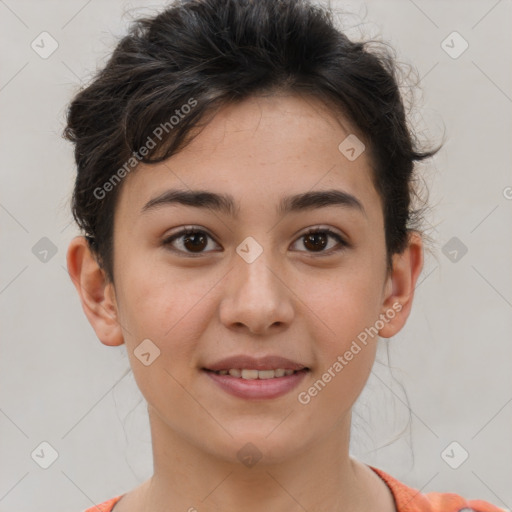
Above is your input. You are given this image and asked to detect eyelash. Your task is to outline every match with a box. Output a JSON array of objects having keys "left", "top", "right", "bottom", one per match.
[{"left": 162, "top": 226, "right": 348, "bottom": 257}]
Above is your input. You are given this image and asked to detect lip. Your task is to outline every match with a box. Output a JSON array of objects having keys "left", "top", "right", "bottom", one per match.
[
  {"left": 203, "top": 355, "right": 308, "bottom": 372},
  {"left": 203, "top": 368, "right": 309, "bottom": 400}
]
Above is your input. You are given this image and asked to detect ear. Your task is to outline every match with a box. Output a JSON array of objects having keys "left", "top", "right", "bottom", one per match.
[
  {"left": 378, "top": 231, "right": 424, "bottom": 338},
  {"left": 66, "top": 236, "right": 124, "bottom": 346}
]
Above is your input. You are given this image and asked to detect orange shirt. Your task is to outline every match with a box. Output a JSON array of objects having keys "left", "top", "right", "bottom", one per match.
[{"left": 84, "top": 465, "right": 507, "bottom": 512}]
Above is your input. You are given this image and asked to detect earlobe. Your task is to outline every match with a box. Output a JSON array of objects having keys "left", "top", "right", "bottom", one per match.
[
  {"left": 66, "top": 236, "right": 124, "bottom": 347},
  {"left": 378, "top": 231, "right": 424, "bottom": 339}
]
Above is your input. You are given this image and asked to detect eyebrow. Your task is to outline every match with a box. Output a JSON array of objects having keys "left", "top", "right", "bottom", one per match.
[{"left": 141, "top": 188, "right": 366, "bottom": 218}]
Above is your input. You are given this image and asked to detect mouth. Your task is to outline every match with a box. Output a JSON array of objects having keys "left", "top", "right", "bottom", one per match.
[
  {"left": 203, "top": 368, "right": 309, "bottom": 379},
  {"left": 201, "top": 354, "right": 310, "bottom": 399},
  {"left": 201, "top": 367, "right": 310, "bottom": 400}
]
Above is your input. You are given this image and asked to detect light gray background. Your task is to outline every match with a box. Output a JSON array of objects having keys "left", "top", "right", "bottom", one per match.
[{"left": 1, "top": 0, "right": 511, "bottom": 511}]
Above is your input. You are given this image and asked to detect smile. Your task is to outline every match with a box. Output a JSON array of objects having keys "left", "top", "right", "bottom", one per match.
[
  {"left": 202, "top": 368, "right": 310, "bottom": 399},
  {"left": 206, "top": 368, "right": 301, "bottom": 379}
]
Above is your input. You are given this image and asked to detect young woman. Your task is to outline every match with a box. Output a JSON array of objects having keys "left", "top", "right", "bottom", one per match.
[{"left": 64, "top": 0, "right": 505, "bottom": 511}]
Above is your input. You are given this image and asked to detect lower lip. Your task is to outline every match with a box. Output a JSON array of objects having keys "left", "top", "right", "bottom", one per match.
[{"left": 203, "top": 369, "right": 309, "bottom": 400}]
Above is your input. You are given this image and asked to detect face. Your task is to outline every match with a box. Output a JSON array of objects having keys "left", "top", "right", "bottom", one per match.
[{"left": 100, "top": 93, "right": 409, "bottom": 465}]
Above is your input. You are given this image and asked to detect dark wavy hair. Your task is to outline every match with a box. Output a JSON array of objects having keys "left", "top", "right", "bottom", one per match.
[{"left": 63, "top": 0, "right": 440, "bottom": 283}]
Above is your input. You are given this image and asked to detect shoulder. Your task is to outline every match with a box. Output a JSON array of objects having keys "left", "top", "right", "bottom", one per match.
[
  {"left": 82, "top": 494, "right": 124, "bottom": 512},
  {"left": 369, "top": 465, "right": 508, "bottom": 512}
]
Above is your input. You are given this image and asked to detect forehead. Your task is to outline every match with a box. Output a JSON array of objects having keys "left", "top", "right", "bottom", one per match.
[{"left": 116, "top": 93, "right": 381, "bottom": 222}]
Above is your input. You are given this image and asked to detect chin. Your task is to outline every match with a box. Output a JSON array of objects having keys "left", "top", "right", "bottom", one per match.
[{"left": 209, "top": 431, "right": 301, "bottom": 468}]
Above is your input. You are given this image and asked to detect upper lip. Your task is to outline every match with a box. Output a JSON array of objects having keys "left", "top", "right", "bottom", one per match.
[{"left": 203, "top": 355, "right": 308, "bottom": 372}]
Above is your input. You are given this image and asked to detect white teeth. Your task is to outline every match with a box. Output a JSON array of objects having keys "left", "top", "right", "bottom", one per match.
[
  {"left": 214, "top": 368, "right": 300, "bottom": 379},
  {"left": 257, "top": 370, "right": 276, "bottom": 380},
  {"left": 241, "top": 369, "right": 259, "bottom": 380}
]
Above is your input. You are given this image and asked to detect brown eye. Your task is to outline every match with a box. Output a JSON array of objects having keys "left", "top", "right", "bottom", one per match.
[
  {"left": 162, "top": 226, "right": 348, "bottom": 257},
  {"left": 293, "top": 228, "right": 348, "bottom": 255},
  {"left": 163, "top": 228, "right": 220, "bottom": 255},
  {"left": 182, "top": 231, "right": 208, "bottom": 252},
  {"left": 303, "top": 232, "right": 328, "bottom": 251}
]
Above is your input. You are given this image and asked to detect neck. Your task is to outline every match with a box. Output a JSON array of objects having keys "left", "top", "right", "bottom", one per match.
[{"left": 131, "top": 407, "right": 380, "bottom": 512}]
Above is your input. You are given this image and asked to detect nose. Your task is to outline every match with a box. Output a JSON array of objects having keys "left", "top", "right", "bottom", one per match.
[{"left": 219, "top": 250, "right": 294, "bottom": 335}]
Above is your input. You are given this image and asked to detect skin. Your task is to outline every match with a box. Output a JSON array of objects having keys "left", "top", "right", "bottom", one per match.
[{"left": 67, "top": 93, "right": 423, "bottom": 512}]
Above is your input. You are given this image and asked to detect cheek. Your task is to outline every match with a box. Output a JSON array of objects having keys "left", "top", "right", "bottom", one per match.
[
  {"left": 295, "top": 274, "right": 380, "bottom": 415},
  {"left": 295, "top": 263, "right": 383, "bottom": 396},
  {"left": 298, "top": 264, "right": 384, "bottom": 338},
  {"left": 299, "top": 344, "right": 377, "bottom": 423},
  {"left": 115, "top": 251, "right": 219, "bottom": 354},
  {"left": 114, "top": 265, "right": 210, "bottom": 410}
]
